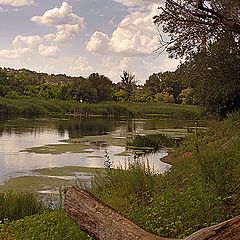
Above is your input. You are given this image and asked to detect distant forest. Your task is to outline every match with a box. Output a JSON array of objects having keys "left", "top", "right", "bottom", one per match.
[{"left": 0, "top": 67, "right": 193, "bottom": 105}]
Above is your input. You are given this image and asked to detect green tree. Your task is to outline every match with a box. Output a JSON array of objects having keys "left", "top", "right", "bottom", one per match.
[
  {"left": 120, "top": 71, "right": 137, "bottom": 101},
  {"left": 180, "top": 36, "right": 240, "bottom": 115},
  {"left": 144, "top": 73, "right": 162, "bottom": 95},
  {"left": 88, "top": 73, "right": 114, "bottom": 102},
  {"left": 180, "top": 87, "right": 195, "bottom": 105},
  {"left": 153, "top": 0, "right": 240, "bottom": 58}
]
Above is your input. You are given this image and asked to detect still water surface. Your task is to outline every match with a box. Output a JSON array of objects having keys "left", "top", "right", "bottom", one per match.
[{"left": 0, "top": 117, "right": 203, "bottom": 183}]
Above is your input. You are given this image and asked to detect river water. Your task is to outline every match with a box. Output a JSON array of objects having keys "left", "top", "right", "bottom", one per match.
[{"left": 0, "top": 117, "right": 203, "bottom": 183}]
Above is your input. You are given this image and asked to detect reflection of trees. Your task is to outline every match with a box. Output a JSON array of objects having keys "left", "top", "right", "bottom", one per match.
[
  {"left": 0, "top": 118, "right": 120, "bottom": 138},
  {"left": 0, "top": 118, "right": 47, "bottom": 136},
  {"left": 57, "top": 117, "right": 119, "bottom": 139}
]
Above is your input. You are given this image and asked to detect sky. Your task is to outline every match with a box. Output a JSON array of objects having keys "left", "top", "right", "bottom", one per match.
[{"left": 0, "top": 0, "right": 179, "bottom": 84}]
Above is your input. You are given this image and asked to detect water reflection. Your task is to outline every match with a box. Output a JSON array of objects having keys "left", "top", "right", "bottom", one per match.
[{"left": 0, "top": 117, "right": 205, "bottom": 183}]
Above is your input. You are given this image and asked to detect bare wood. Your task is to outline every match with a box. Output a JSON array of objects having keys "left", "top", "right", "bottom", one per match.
[
  {"left": 64, "top": 186, "right": 176, "bottom": 240},
  {"left": 185, "top": 215, "right": 240, "bottom": 240},
  {"left": 64, "top": 186, "right": 240, "bottom": 240}
]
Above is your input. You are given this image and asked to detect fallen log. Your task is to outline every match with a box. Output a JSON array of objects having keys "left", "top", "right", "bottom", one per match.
[
  {"left": 64, "top": 186, "right": 240, "bottom": 240},
  {"left": 185, "top": 215, "right": 240, "bottom": 240}
]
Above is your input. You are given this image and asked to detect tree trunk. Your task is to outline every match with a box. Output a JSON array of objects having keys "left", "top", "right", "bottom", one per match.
[
  {"left": 64, "top": 186, "right": 240, "bottom": 240},
  {"left": 185, "top": 215, "right": 240, "bottom": 240},
  {"left": 64, "top": 187, "right": 176, "bottom": 240}
]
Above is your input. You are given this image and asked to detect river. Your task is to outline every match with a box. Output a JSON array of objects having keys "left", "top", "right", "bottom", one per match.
[{"left": 0, "top": 117, "right": 204, "bottom": 184}]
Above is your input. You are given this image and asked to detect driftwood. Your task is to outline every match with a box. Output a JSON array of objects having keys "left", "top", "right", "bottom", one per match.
[{"left": 64, "top": 187, "right": 240, "bottom": 240}]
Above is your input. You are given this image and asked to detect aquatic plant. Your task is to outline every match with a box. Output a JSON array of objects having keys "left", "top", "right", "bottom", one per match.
[{"left": 126, "top": 134, "right": 176, "bottom": 152}]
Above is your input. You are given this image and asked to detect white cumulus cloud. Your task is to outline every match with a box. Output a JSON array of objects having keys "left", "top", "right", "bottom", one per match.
[
  {"left": 0, "top": 0, "right": 33, "bottom": 7},
  {"left": 0, "top": 1, "right": 85, "bottom": 60},
  {"left": 38, "top": 44, "right": 61, "bottom": 57},
  {"left": 0, "top": 48, "right": 31, "bottom": 59},
  {"left": 13, "top": 35, "right": 42, "bottom": 50},
  {"left": 31, "top": 1, "right": 85, "bottom": 43},
  {"left": 86, "top": 5, "right": 159, "bottom": 56},
  {"left": 69, "top": 57, "right": 93, "bottom": 74},
  {"left": 31, "top": 1, "right": 85, "bottom": 28}
]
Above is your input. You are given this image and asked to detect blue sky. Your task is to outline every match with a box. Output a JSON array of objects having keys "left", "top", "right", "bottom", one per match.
[{"left": 0, "top": 0, "right": 179, "bottom": 83}]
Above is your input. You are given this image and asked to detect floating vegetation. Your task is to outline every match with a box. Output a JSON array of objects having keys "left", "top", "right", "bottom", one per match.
[{"left": 126, "top": 134, "right": 176, "bottom": 153}]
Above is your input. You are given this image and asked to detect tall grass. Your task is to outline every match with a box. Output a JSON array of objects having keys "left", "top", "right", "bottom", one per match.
[
  {"left": 0, "top": 191, "right": 45, "bottom": 222},
  {"left": 0, "top": 97, "right": 201, "bottom": 119},
  {"left": 91, "top": 113, "right": 240, "bottom": 238}
]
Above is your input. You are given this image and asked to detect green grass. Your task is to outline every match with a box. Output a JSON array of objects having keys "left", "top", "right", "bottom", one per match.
[
  {"left": 0, "top": 211, "right": 92, "bottom": 240},
  {"left": 0, "top": 96, "right": 201, "bottom": 119},
  {"left": 91, "top": 113, "right": 240, "bottom": 238},
  {"left": 0, "top": 191, "right": 45, "bottom": 223}
]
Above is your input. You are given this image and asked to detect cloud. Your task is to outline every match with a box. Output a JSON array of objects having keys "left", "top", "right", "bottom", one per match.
[
  {"left": 31, "top": 1, "right": 85, "bottom": 28},
  {"left": 69, "top": 57, "right": 93, "bottom": 74},
  {"left": 0, "top": 48, "right": 31, "bottom": 59},
  {"left": 0, "top": 1, "right": 85, "bottom": 61},
  {"left": 0, "top": 0, "right": 33, "bottom": 7},
  {"left": 31, "top": 1, "right": 85, "bottom": 43},
  {"left": 0, "top": 6, "right": 8, "bottom": 12},
  {"left": 55, "top": 24, "right": 81, "bottom": 42},
  {"left": 13, "top": 35, "right": 42, "bottom": 50},
  {"left": 113, "top": 0, "right": 162, "bottom": 7},
  {"left": 86, "top": 31, "right": 110, "bottom": 54},
  {"left": 38, "top": 44, "right": 61, "bottom": 57},
  {"left": 86, "top": 5, "right": 160, "bottom": 56}
]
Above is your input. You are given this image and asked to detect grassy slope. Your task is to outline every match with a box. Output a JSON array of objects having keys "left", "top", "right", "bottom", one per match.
[
  {"left": 91, "top": 113, "right": 240, "bottom": 238},
  {"left": 2, "top": 113, "right": 239, "bottom": 239}
]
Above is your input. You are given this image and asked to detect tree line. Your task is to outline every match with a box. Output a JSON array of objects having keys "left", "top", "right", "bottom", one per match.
[{"left": 0, "top": 67, "right": 193, "bottom": 105}]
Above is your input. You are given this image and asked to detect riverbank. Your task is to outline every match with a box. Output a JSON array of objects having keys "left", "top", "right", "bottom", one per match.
[
  {"left": 0, "top": 96, "right": 201, "bottom": 119},
  {"left": 90, "top": 113, "right": 240, "bottom": 238},
  {"left": 2, "top": 114, "right": 238, "bottom": 239}
]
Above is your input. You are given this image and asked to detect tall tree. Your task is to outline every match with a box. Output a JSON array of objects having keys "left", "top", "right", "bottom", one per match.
[
  {"left": 153, "top": 0, "right": 240, "bottom": 58},
  {"left": 179, "top": 36, "right": 240, "bottom": 115},
  {"left": 144, "top": 73, "right": 162, "bottom": 95},
  {"left": 120, "top": 71, "right": 137, "bottom": 101}
]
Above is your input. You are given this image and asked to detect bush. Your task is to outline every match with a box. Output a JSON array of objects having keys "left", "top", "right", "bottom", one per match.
[{"left": 126, "top": 134, "right": 175, "bottom": 152}]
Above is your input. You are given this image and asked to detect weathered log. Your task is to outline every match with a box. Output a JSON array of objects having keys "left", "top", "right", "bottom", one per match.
[
  {"left": 64, "top": 186, "right": 240, "bottom": 240},
  {"left": 64, "top": 186, "right": 176, "bottom": 240},
  {"left": 185, "top": 215, "right": 240, "bottom": 240}
]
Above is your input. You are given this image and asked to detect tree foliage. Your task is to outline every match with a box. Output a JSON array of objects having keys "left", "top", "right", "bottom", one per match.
[
  {"left": 120, "top": 71, "right": 137, "bottom": 101},
  {"left": 179, "top": 35, "right": 240, "bottom": 115},
  {"left": 153, "top": 0, "right": 240, "bottom": 58}
]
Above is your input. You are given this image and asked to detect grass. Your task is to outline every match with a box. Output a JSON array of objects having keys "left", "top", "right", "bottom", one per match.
[
  {"left": 0, "top": 96, "right": 201, "bottom": 119},
  {"left": 0, "top": 191, "right": 45, "bottom": 223},
  {"left": 91, "top": 113, "right": 240, "bottom": 238},
  {"left": 0, "top": 210, "right": 92, "bottom": 240}
]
